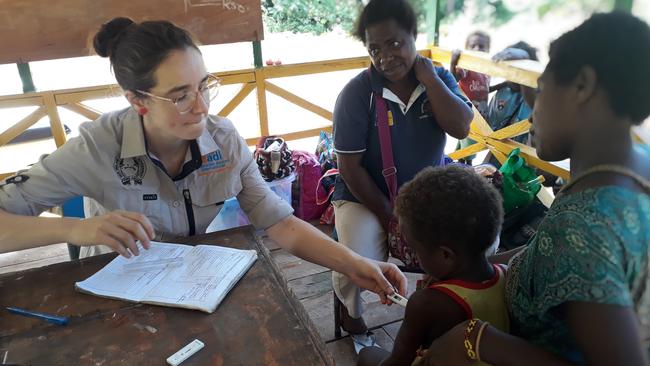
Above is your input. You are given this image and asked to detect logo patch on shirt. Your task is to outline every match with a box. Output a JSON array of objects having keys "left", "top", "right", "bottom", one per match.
[
  {"left": 199, "top": 149, "right": 231, "bottom": 176},
  {"left": 143, "top": 194, "right": 158, "bottom": 201},
  {"left": 419, "top": 100, "right": 432, "bottom": 119},
  {"left": 113, "top": 157, "right": 146, "bottom": 185}
]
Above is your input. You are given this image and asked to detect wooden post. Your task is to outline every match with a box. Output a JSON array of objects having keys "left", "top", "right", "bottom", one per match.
[
  {"left": 614, "top": 0, "right": 634, "bottom": 11},
  {"left": 255, "top": 69, "right": 269, "bottom": 137},
  {"left": 43, "top": 92, "right": 67, "bottom": 147},
  {"left": 426, "top": 0, "right": 441, "bottom": 46},
  {"left": 253, "top": 40, "right": 263, "bottom": 68},
  {"left": 16, "top": 62, "right": 35, "bottom": 93},
  {"left": 252, "top": 40, "right": 269, "bottom": 136}
]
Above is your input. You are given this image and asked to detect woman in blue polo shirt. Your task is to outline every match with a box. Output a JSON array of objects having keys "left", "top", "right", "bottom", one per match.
[{"left": 331, "top": 0, "right": 473, "bottom": 335}]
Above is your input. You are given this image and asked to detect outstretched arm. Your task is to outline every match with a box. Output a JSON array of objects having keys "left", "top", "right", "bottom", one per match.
[{"left": 267, "top": 215, "right": 407, "bottom": 302}]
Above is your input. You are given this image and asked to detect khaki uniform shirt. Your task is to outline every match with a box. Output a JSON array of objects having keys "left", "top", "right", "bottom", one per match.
[{"left": 0, "top": 108, "right": 293, "bottom": 255}]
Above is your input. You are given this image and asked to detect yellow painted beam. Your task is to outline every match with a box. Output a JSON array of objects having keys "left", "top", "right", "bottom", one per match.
[
  {"left": 447, "top": 142, "right": 488, "bottom": 160},
  {"left": 0, "top": 172, "right": 14, "bottom": 181},
  {"left": 218, "top": 83, "right": 256, "bottom": 117},
  {"left": 264, "top": 81, "right": 333, "bottom": 121},
  {"left": 501, "top": 139, "right": 538, "bottom": 156},
  {"left": 469, "top": 106, "right": 494, "bottom": 136},
  {"left": 263, "top": 57, "right": 371, "bottom": 79},
  {"left": 56, "top": 85, "right": 123, "bottom": 104},
  {"left": 487, "top": 138, "right": 570, "bottom": 181},
  {"left": 43, "top": 92, "right": 67, "bottom": 147},
  {"left": 261, "top": 49, "right": 431, "bottom": 80},
  {"left": 216, "top": 71, "right": 256, "bottom": 85},
  {"left": 0, "top": 106, "right": 47, "bottom": 146},
  {"left": 489, "top": 147, "right": 509, "bottom": 165},
  {"left": 430, "top": 47, "right": 541, "bottom": 89},
  {"left": 244, "top": 125, "right": 332, "bottom": 146},
  {"left": 0, "top": 95, "right": 44, "bottom": 109},
  {"left": 61, "top": 103, "right": 101, "bottom": 121},
  {"left": 488, "top": 120, "right": 531, "bottom": 140}
]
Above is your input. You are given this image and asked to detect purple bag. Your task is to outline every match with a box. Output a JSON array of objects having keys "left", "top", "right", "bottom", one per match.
[
  {"left": 291, "top": 151, "right": 328, "bottom": 221},
  {"left": 373, "top": 84, "right": 421, "bottom": 269}
]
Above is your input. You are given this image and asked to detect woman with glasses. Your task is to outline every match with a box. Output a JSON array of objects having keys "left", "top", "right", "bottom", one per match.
[{"left": 0, "top": 17, "right": 407, "bottom": 302}]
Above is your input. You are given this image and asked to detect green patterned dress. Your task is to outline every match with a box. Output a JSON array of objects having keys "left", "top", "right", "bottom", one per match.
[{"left": 506, "top": 185, "right": 650, "bottom": 363}]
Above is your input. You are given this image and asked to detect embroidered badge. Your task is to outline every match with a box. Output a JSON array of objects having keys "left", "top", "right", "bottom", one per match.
[
  {"left": 113, "top": 156, "right": 147, "bottom": 185},
  {"left": 143, "top": 194, "right": 158, "bottom": 201}
]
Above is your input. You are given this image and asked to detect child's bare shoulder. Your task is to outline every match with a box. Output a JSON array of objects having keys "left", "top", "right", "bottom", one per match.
[
  {"left": 407, "top": 288, "right": 463, "bottom": 313},
  {"left": 403, "top": 288, "right": 468, "bottom": 339}
]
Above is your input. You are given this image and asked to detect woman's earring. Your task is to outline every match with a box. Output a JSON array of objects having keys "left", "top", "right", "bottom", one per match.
[{"left": 138, "top": 107, "right": 148, "bottom": 115}]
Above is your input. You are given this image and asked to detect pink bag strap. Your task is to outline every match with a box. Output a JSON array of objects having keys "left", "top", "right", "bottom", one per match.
[
  {"left": 374, "top": 95, "right": 398, "bottom": 206},
  {"left": 316, "top": 168, "right": 339, "bottom": 205}
]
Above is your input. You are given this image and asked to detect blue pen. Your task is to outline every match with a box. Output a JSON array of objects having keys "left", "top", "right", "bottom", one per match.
[{"left": 6, "top": 307, "right": 69, "bottom": 326}]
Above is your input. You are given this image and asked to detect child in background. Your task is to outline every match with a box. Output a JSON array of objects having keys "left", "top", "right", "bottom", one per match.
[
  {"left": 486, "top": 41, "right": 538, "bottom": 142},
  {"left": 357, "top": 165, "right": 509, "bottom": 366},
  {"left": 451, "top": 31, "right": 491, "bottom": 165},
  {"left": 451, "top": 31, "right": 491, "bottom": 117}
]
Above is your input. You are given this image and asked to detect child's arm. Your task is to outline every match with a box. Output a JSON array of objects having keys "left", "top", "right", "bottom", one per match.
[
  {"left": 450, "top": 49, "right": 464, "bottom": 81},
  {"left": 379, "top": 289, "right": 467, "bottom": 366}
]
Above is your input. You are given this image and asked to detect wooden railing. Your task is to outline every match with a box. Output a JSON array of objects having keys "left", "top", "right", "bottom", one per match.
[
  {"left": 1, "top": 47, "right": 647, "bottom": 190},
  {"left": 0, "top": 51, "right": 395, "bottom": 181}
]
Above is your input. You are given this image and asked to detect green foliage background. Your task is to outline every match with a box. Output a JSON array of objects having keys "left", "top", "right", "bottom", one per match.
[{"left": 262, "top": 0, "right": 615, "bottom": 35}]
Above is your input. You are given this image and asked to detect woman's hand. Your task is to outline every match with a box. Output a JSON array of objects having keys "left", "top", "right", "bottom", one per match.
[
  {"left": 347, "top": 255, "right": 407, "bottom": 303},
  {"left": 420, "top": 320, "right": 475, "bottom": 366},
  {"left": 68, "top": 210, "right": 155, "bottom": 258},
  {"left": 413, "top": 54, "right": 439, "bottom": 86}
]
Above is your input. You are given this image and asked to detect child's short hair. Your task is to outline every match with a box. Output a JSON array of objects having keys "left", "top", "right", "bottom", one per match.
[
  {"left": 466, "top": 30, "right": 490, "bottom": 48},
  {"left": 395, "top": 165, "right": 504, "bottom": 258}
]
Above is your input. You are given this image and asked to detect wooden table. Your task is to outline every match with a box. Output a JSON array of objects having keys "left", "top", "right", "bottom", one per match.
[{"left": 0, "top": 226, "right": 334, "bottom": 365}]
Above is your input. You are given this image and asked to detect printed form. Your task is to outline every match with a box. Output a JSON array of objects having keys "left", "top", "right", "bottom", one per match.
[{"left": 75, "top": 242, "right": 257, "bottom": 313}]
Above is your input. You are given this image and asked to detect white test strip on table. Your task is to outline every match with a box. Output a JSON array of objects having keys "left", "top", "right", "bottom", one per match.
[{"left": 166, "top": 339, "right": 204, "bottom": 366}]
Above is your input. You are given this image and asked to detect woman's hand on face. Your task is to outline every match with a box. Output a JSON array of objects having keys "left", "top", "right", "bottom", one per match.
[
  {"left": 68, "top": 210, "right": 155, "bottom": 258},
  {"left": 348, "top": 256, "right": 407, "bottom": 304},
  {"left": 413, "top": 54, "right": 439, "bottom": 86},
  {"left": 420, "top": 320, "right": 475, "bottom": 366}
]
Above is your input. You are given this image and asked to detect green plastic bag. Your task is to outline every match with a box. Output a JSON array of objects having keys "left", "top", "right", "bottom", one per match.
[{"left": 499, "top": 148, "right": 542, "bottom": 213}]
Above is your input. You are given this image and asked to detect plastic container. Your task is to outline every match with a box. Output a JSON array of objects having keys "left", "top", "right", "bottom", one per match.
[
  {"left": 208, "top": 198, "right": 250, "bottom": 232},
  {"left": 266, "top": 173, "right": 296, "bottom": 205}
]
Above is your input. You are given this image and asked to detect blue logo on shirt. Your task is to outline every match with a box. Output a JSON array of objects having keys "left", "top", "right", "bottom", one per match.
[{"left": 200, "top": 150, "right": 230, "bottom": 175}]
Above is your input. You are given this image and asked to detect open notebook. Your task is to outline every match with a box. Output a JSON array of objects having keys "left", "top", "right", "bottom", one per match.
[{"left": 75, "top": 241, "right": 257, "bottom": 313}]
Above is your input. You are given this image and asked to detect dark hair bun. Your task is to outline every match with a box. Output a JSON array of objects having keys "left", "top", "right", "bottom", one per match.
[{"left": 93, "top": 17, "right": 135, "bottom": 57}]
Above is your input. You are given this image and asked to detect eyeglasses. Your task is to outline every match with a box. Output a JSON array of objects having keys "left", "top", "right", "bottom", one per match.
[{"left": 137, "top": 75, "right": 221, "bottom": 114}]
